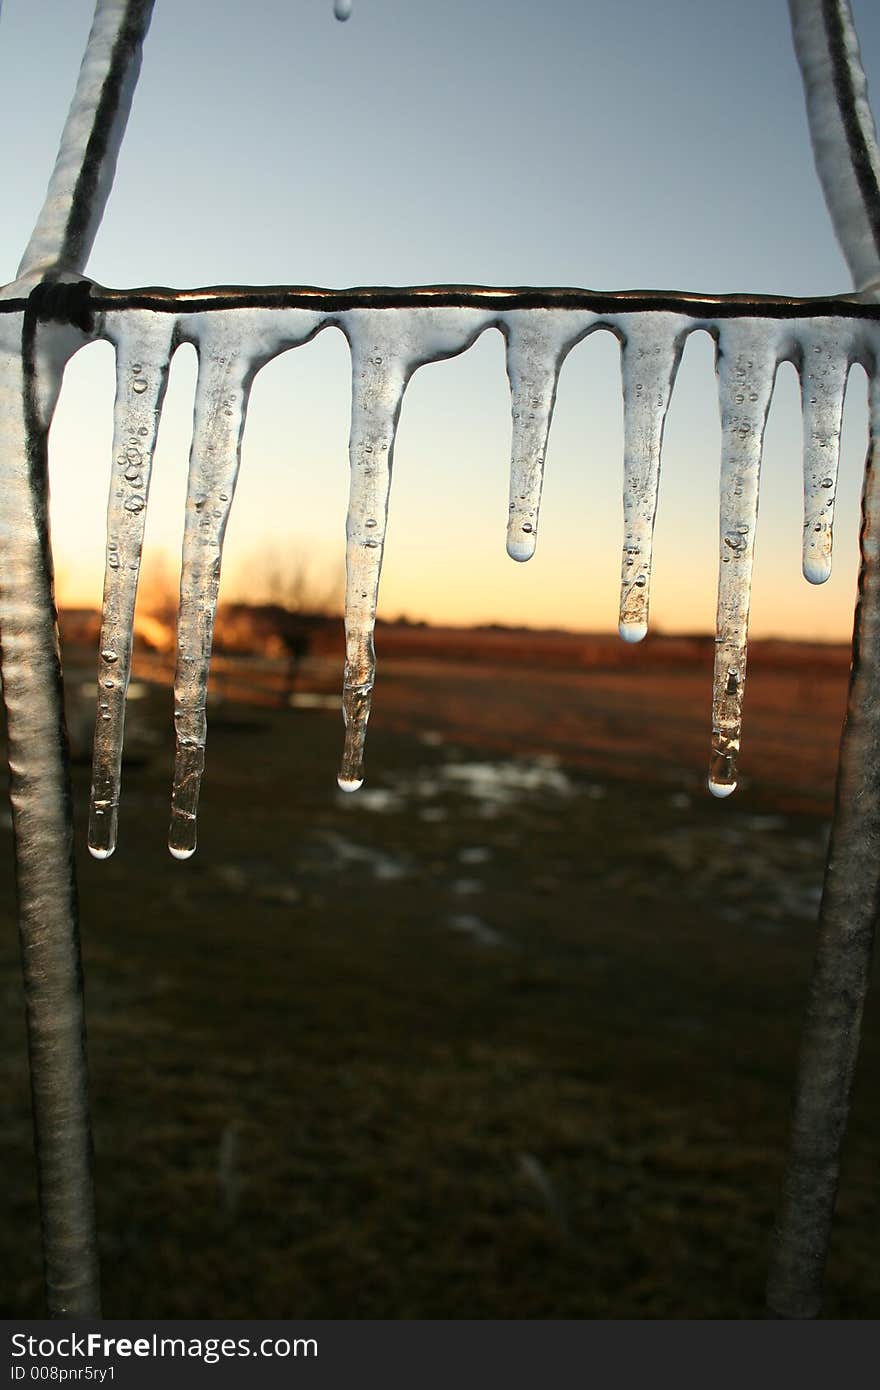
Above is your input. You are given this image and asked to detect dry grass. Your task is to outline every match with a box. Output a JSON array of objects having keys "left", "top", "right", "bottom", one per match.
[{"left": 0, "top": 628, "right": 876, "bottom": 1318}]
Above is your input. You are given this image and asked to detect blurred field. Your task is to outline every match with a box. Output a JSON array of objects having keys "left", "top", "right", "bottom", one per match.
[{"left": 0, "top": 623, "right": 878, "bottom": 1318}]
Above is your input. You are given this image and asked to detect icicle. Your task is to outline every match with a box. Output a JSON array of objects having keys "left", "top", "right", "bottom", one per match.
[
  {"left": 88, "top": 312, "right": 175, "bottom": 858},
  {"left": 503, "top": 312, "right": 582, "bottom": 562},
  {"left": 799, "top": 321, "right": 851, "bottom": 583},
  {"left": 337, "top": 319, "right": 408, "bottom": 792},
  {"left": 335, "top": 307, "right": 492, "bottom": 792},
  {"left": 168, "top": 309, "right": 322, "bottom": 857},
  {"left": 709, "top": 321, "right": 780, "bottom": 798},
  {"left": 334, "top": 0, "right": 352, "bottom": 20},
  {"left": 618, "top": 314, "right": 684, "bottom": 640},
  {"left": 168, "top": 322, "right": 253, "bottom": 858}
]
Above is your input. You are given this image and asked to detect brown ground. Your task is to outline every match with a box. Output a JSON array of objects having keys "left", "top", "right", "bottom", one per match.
[{"left": 0, "top": 623, "right": 877, "bottom": 1318}]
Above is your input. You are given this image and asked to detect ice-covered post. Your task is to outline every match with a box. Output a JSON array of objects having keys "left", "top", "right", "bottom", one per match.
[
  {"left": 0, "top": 0, "right": 154, "bottom": 1318},
  {"left": 766, "top": 0, "right": 880, "bottom": 1320}
]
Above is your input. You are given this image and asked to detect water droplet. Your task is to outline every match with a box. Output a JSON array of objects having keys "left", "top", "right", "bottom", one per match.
[
  {"left": 101, "top": 649, "right": 117, "bottom": 663},
  {"left": 708, "top": 778, "right": 736, "bottom": 799},
  {"left": 521, "top": 522, "right": 534, "bottom": 533},
  {"left": 132, "top": 378, "right": 147, "bottom": 394},
  {"left": 337, "top": 775, "right": 363, "bottom": 792},
  {"left": 124, "top": 495, "right": 145, "bottom": 513},
  {"left": 619, "top": 620, "right": 647, "bottom": 643},
  {"left": 334, "top": 0, "right": 352, "bottom": 19},
  {"left": 365, "top": 518, "right": 377, "bottom": 528}
]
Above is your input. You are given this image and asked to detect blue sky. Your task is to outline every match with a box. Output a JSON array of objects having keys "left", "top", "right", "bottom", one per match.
[{"left": 1, "top": 0, "right": 878, "bottom": 636}]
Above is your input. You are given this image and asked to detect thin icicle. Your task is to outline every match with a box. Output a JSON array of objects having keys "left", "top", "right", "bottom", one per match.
[
  {"left": 709, "top": 321, "right": 780, "bottom": 798},
  {"left": 88, "top": 312, "right": 174, "bottom": 858},
  {"left": 799, "top": 320, "right": 851, "bottom": 583},
  {"left": 618, "top": 314, "right": 684, "bottom": 640},
  {"left": 336, "top": 307, "right": 491, "bottom": 793},
  {"left": 168, "top": 323, "right": 252, "bottom": 858},
  {"left": 337, "top": 320, "right": 408, "bottom": 792},
  {"left": 504, "top": 312, "right": 582, "bottom": 562},
  {"left": 169, "top": 310, "right": 322, "bottom": 857}
]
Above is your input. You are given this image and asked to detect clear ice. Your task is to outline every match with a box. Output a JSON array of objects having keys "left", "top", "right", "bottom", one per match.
[
  {"left": 88, "top": 312, "right": 174, "bottom": 858},
  {"left": 66, "top": 296, "right": 879, "bottom": 851}
]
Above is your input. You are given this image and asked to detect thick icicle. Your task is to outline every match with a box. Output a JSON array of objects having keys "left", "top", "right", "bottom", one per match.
[
  {"left": 337, "top": 321, "right": 408, "bottom": 791},
  {"left": 709, "top": 321, "right": 779, "bottom": 797},
  {"left": 504, "top": 312, "right": 581, "bottom": 562},
  {"left": 168, "top": 323, "right": 252, "bottom": 858},
  {"left": 618, "top": 314, "right": 684, "bottom": 640},
  {"left": 799, "top": 321, "right": 850, "bottom": 583},
  {"left": 88, "top": 312, "right": 174, "bottom": 857}
]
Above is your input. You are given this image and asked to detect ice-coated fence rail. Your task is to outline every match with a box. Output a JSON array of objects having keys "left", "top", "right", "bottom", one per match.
[{"left": 3, "top": 282, "right": 878, "bottom": 859}]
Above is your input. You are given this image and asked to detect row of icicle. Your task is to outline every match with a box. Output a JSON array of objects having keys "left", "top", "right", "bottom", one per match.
[{"left": 84, "top": 302, "right": 879, "bottom": 859}]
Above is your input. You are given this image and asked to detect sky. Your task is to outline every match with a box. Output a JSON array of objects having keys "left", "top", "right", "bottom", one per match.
[{"left": 1, "top": 0, "right": 879, "bottom": 638}]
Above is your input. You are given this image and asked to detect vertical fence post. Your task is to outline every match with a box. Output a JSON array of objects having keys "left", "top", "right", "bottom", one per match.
[
  {"left": 768, "top": 0, "right": 880, "bottom": 1320},
  {"left": 0, "top": 309, "right": 100, "bottom": 1316},
  {"left": 0, "top": 0, "right": 155, "bottom": 1316},
  {"left": 766, "top": 375, "right": 880, "bottom": 1317}
]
